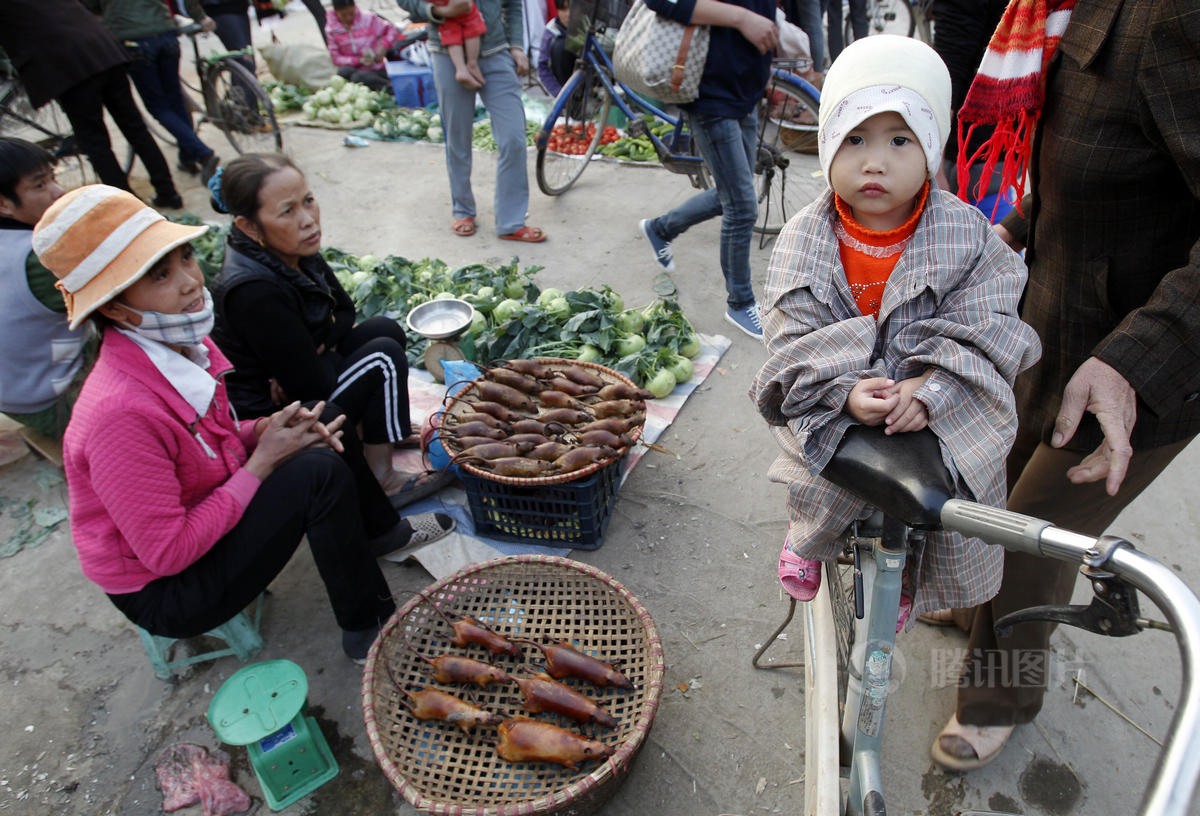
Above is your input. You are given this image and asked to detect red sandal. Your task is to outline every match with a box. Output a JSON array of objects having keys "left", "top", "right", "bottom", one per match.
[
  {"left": 451, "top": 217, "right": 476, "bottom": 236},
  {"left": 498, "top": 225, "right": 547, "bottom": 243}
]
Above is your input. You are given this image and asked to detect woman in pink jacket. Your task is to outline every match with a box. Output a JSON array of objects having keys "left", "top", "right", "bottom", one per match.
[{"left": 35, "top": 185, "right": 409, "bottom": 663}]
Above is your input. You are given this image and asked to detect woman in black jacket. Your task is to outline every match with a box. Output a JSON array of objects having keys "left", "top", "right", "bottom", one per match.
[{"left": 210, "top": 153, "right": 453, "bottom": 544}]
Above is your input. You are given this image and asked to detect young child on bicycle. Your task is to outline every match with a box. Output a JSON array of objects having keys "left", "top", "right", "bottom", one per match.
[{"left": 750, "top": 35, "right": 1041, "bottom": 623}]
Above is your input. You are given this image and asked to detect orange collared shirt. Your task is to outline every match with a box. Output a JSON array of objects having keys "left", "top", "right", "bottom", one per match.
[{"left": 834, "top": 182, "right": 929, "bottom": 318}]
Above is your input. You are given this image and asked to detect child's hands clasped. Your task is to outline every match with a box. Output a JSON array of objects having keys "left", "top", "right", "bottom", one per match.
[{"left": 846, "top": 371, "right": 934, "bottom": 434}]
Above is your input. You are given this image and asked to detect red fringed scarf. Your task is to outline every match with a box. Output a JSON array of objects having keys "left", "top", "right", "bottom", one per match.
[{"left": 955, "top": 0, "right": 1075, "bottom": 210}]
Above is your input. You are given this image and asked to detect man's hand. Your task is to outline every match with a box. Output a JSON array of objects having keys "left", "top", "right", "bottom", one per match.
[
  {"left": 200, "top": 16, "right": 217, "bottom": 33},
  {"left": 846, "top": 377, "right": 898, "bottom": 426},
  {"left": 362, "top": 47, "right": 377, "bottom": 65},
  {"left": 1052, "top": 357, "right": 1137, "bottom": 496},
  {"left": 737, "top": 8, "right": 778, "bottom": 53},
  {"left": 511, "top": 47, "right": 529, "bottom": 76}
]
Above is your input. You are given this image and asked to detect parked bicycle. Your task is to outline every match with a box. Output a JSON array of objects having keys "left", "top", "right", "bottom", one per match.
[
  {"left": 0, "top": 55, "right": 135, "bottom": 185},
  {"left": 534, "top": 0, "right": 707, "bottom": 196},
  {"left": 175, "top": 22, "right": 282, "bottom": 155},
  {"left": 535, "top": 1, "right": 823, "bottom": 239},
  {"left": 753, "top": 58, "right": 822, "bottom": 237},
  {"left": 753, "top": 424, "right": 1200, "bottom": 816}
]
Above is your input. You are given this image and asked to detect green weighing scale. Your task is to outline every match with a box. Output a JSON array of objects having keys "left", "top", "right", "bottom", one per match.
[{"left": 206, "top": 659, "right": 338, "bottom": 810}]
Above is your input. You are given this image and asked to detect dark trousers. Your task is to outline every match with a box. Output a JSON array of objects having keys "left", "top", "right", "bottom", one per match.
[
  {"left": 955, "top": 425, "right": 1192, "bottom": 725},
  {"left": 824, "top": 0, "right": 868, "bottom": 61},
  {"left": 56, "top": 65, "right": 177, "bottom": 199},
  {"left": 336, "top": 65, "right": 391, "bottom": 93},
  {"left": 126, "top": 32, "right": 213, "bottom": 165},
  {"left": 331, "top": 316, "right": 411, "bottom": 445},
  {"left": 108, "top": 447, "right": 396, "bottom": 638}
]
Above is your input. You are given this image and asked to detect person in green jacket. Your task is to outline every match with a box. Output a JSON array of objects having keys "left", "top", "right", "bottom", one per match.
[{"left": 86, "top": 0, "right": 221, "bottom": 179}]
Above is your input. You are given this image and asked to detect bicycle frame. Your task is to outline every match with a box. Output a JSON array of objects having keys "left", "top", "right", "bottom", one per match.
[
  {"left": 796, "top": 427, "right": 1200, "bottom": 816},
  {"left": 942, "top": 502, "right": 1200, "bottom": 816},
  {"left": 536, "top": 32, "right": 702, "bottom": 175}
]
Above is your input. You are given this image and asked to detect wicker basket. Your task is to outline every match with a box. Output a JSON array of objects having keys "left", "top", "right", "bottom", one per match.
[
  {"left": 441, "top": 358, "right": 644, "bottom": 487},
  {"left": 363, "top": 556, "right": 665, "bottom": 815}
]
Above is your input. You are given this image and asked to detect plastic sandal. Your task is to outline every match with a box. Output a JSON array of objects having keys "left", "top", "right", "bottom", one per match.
[
  {"left": 498, "top": 225, "right": 546, "bottom": 243},
  {"left": 930, "top": 714, "right": 1014, "bottom": 771},
  {"left": 778, "top": 546, "right": 822, "bottom": 601},
  {"left": 452, "top": 217, "right": 476, "bottom": 236}
]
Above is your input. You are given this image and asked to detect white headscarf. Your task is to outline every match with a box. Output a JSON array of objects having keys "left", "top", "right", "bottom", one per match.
[{"left": 817, "top": 35, "right": 952, "bottom": 181}]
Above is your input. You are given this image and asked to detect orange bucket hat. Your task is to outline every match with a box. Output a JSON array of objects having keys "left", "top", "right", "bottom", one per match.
[{"left": 32, "top": 185, "right": 210, "bottom": 330}]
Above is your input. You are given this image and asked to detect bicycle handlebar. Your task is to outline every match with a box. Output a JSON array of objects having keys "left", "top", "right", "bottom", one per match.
[{"left": 942, "top": 497, "right": 1200, "bottom": 816}]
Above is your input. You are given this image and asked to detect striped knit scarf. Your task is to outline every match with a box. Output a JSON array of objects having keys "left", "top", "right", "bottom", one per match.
[{"left": 955, "top": 0, "right": 1075, "bottom": 209}]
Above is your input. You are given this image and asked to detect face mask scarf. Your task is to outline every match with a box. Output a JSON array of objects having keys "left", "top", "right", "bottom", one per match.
[{"left": 121, "top": 287, "right": 216, "bottom": 346}]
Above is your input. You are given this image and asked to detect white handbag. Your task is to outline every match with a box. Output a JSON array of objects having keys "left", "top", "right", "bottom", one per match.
[{"left": 612, "top": 0, "right": 710, "bottom": 104}]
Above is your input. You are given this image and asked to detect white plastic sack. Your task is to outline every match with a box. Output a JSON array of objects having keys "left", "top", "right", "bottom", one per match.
[
  {"left": 258, "top": 42, "right": 336, "bottom": 89},
  {"left": 775, "top": 9, "right": 812, "bottom": 63}
]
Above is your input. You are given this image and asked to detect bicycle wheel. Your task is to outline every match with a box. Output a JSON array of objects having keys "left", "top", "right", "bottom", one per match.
[
  {"left": 845, "top": 0, "right": 915, "bottom": 43},
  {"left": 754, "top": 75, "right": 824, "bottom": 236},
  {"left": 204, "top": 59, "right": 282, "bottom": 154},
  {"left": 535, "top": 64, "right": 611, "bottom": 196},
  {"left": 0, "top": 82, "right": 100, "bottom": 187}
]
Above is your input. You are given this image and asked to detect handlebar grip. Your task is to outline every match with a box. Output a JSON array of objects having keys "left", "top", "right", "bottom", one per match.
[
  {"left": 176, "top": 22, "right": 205, "bottom": 36},
  {"left": 941, "top": 499, "right": 1053, "bottom": 556}
]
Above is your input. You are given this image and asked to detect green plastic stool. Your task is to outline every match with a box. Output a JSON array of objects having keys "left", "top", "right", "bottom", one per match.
[
  {"left": 136, "top": 595, "right": 264, "bottom": 680},
  {"left": 206, "top": 659, "right": 338, "bottom": 811}
]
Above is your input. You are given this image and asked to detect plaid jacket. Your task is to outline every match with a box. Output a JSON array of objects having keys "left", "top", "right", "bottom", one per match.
[
  {"left": 751, "top": 187, "right": 1041, "bottom": 613},
  {"left": 1006, "top": 0, "right": 1200, "bottom": 453}
]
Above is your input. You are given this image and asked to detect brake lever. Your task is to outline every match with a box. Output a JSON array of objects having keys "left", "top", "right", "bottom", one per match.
[{"left": 994, "top": 568, "right": 1144, "bottom": 638}]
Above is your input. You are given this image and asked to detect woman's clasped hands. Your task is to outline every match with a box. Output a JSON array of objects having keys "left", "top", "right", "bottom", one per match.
[{"left": 247, "top": 401, "right": 346, "bottom": 479}]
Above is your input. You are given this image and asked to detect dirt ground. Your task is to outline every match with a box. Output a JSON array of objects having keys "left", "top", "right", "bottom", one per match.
[{"left": 2, "top": 4, "right": 1199, "bottom": 816}]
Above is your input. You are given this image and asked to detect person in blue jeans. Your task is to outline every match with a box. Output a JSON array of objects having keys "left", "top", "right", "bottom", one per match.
[
  {"left": 87, "top": 0, "right": 221, "bottom": 180},
  {"left": 637, "top": 0, "right": 778, "bottom": 339},
  {"left": 395, "top": 0, "right": 547, "bottom": 242}
]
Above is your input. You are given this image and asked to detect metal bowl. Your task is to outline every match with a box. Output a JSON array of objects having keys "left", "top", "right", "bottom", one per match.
[{"left": 405, "top": 298, "right": 475, "bottom": 340}]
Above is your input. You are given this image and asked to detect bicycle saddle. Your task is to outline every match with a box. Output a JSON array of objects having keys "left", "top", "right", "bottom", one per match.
[{"left": 820, "top": 425, "right": 953, "bottom": 530}]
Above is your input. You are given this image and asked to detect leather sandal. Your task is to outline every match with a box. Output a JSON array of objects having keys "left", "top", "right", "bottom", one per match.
[
  {"left": 498, "top": 225, "right": 546, "bottom": 243},
  {"left": 930, "top": 714, "right": 1014, "bottom": 771},
  {"left": 918, "top": 608, "right": 957, "bottom": 626},
  {"left": 452, "top": 217, "right": 476, "bottom": 236}
]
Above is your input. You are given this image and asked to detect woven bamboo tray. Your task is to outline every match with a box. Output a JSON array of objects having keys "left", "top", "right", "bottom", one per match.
[
  {"left": 440, "top": 359, "right": 645, "bottom": 487},
  {"left": 363, "top": 556, "right": 665, "bottom": 816}
]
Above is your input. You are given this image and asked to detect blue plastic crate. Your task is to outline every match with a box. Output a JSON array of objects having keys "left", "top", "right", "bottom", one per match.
[
  {"left": 386, "top": 60, "right": 437, "bottom": 108},
  {"left": 460, "top": 455, "right": 623, "bottom": 550}
]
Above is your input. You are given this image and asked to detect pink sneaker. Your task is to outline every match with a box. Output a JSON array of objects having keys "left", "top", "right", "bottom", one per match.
[{"left": 778, "top": 546, "right": 822, "bottom": 601}]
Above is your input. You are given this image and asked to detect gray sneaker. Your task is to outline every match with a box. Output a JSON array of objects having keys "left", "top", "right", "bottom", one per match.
[
  {"left": 639, "top": 218, "right": 675, "bottom": 272},
  {"left": 724, "top": 303, "right": 763, "bottom": 339}
]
